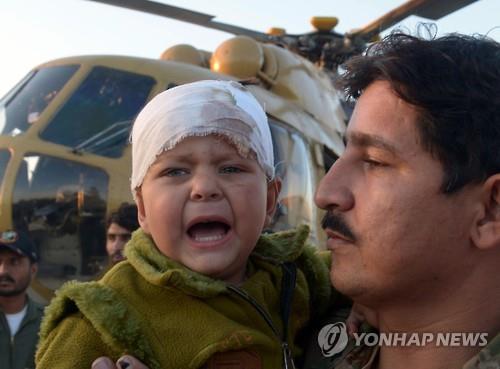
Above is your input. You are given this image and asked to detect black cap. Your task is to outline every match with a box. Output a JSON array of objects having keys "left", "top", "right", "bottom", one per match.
[{"left": 0, "top": 230, "right": 38, "bottom": 262}]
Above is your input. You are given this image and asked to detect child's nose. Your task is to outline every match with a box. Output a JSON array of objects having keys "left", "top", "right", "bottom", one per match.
[{"left": 190, "top": 173, "right": 223, "bottom": 201}]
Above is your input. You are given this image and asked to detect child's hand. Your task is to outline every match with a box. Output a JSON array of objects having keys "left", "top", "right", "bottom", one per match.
[
  {"left": 92, "top": 356, "right": 149, "bottom": 369},
  {"left": 346, "top": 303, "right": 378, "bottom": 336}
]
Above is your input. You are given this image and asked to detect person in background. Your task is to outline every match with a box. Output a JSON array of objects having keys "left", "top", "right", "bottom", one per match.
[
  {"left": 0, "top": 230, "right": 44, "bottom": 369},
  {"left": 105, "top": 203, "right": 139, "bottom": 266}
]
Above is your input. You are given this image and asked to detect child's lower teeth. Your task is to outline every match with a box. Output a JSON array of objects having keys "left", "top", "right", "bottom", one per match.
[{"left": 195, "top": 234, "right": 224, "bottom": 242}]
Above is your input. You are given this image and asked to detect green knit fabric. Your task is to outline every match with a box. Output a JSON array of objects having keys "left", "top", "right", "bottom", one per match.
[{"left": 37, "top": 225, "right": 333, "bottom": 369}]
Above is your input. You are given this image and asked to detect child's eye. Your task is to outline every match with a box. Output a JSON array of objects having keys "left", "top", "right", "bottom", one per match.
[
  {"left": 164, "top": 168, "right": 189, "bottom": 177},
  {"left": 220, "top": 166, "right": 243, "bottom": 174}
]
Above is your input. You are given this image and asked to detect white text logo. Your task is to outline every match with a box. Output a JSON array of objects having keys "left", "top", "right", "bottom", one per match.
[{"left": 353, "top": 332, "right": 488, "bottom": 347}]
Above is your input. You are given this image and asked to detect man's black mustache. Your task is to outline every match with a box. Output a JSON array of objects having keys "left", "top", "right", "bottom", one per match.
[
  {"left": 0, "top": 274, "right": 15, "bottom": 283},
  {"left": 321, "top": 211, "right": 357, "bottom": 242},
  {"left": 110, "top": 250, "right": 125, "bottom": 262}
]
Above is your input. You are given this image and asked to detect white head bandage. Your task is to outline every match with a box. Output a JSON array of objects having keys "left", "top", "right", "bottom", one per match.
[{"left": 130, "top": 80, "right": 274, "bottom": 195}]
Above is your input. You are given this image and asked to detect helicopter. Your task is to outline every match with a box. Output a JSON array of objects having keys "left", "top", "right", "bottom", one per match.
[{"left": 0, "top": 0, "right": 479, "bottom": 301}]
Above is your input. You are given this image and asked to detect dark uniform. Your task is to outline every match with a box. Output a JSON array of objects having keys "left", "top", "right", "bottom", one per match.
[{"left": 0, "top": 297, "right": 44, "bottom": 369}]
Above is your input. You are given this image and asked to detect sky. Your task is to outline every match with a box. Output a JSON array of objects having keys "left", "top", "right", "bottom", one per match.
[{"left": 1, "top": 0, "right": 499, "bottom": 97}]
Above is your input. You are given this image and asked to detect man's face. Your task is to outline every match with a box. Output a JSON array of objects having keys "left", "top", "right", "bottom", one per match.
[
  {"left": 136, "top": 135, "right": 278, "bottom": 285},
  {"left": 106, "top": 223, "right": 132, "bottom": 264},
  {"left": 315, "top": 81, "right": 479, "bottom": 307},
  {"left": 0, "top": 249, "right": 36, "bottom": 297}
]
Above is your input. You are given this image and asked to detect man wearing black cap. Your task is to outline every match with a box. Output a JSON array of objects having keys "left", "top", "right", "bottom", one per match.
[{"left": 0, "top": 230, "right": 44, "bottom": 369}]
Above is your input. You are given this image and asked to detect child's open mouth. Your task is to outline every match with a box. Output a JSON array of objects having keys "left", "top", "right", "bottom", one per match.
[{"left": 187, "top": 220, "right": 231, "bottom": 243}]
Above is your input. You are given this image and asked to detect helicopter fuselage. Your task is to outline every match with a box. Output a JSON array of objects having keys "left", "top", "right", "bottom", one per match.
[{"left": 0, "top": 42, "right": 346, "bottom": 301}]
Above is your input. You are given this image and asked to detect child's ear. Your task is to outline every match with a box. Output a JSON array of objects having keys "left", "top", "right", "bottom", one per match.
[
  {"left": 135, "top": 188, "right": 150, "bottom": 233},
  {"left": 471, "top": 174, "right": 500, "bottom": 250},
  {"left": 264, "top": 177, "right": 282, "bottom": 227}
]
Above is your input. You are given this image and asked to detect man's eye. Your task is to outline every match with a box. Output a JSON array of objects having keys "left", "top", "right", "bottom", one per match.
[
  {"left": 120, "top": 234, "right": 131, "bottom": 242},
  {"left": 363, "top": 159, "right": 386, "bottom": 168},
  {"left": 220, "top": 166, "right": 242, "bottom": 174}
]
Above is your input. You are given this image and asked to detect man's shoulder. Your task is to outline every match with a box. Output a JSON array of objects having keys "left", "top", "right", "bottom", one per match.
[
  {"left": 26, "top": 296, "right": 46, "bottom": 319},
  {"left": 463, "top": 333, "right": 500, "bottom": 369},
  {"left": 302, "top": 308, "right": 377, "bottom": 369},
  {"left": 304, "top": 328, "right": 500, "bottom": 369},
  {"left": 27, "top": 296, "right": 45, "bottom": 307}
]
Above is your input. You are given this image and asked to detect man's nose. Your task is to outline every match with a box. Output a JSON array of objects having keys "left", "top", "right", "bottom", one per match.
[
  {"left": 0, "top": 262, "right": 8, "bottom": 274},
  {"left": 190, "top": 171, "right": 223, "bottom": 201},
  {"left": 314, "top": 158, "right": 355, "bottom": 212},
  {"left": 110, "top": 239, "right": 121, "bottom": 250}
]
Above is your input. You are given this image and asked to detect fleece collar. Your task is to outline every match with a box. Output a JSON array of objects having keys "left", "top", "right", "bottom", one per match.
[{"left": 124, "top": 225, "right": 310, "bottom": 298}]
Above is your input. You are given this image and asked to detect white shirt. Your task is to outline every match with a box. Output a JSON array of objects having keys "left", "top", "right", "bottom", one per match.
[{"left": 5, "top": 304, "right": 27, "bottom": 337}]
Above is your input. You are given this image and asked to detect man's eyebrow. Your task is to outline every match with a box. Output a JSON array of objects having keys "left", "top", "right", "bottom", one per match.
[{"left": 345, "top": 132, "right": 400, "bottom": 155}]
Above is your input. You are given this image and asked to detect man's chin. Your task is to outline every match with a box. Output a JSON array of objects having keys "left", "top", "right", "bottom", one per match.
[
  {"left": 0, "top": 288, "right": 25, "bottom": 297},
  {"left": 330, "top": 269, "right": 368, "bottom": 300}
]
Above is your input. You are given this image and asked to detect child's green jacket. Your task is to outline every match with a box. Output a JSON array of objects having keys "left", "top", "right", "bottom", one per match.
[{"left": 36, "top": 225, "right": 333, "bottom": 369}]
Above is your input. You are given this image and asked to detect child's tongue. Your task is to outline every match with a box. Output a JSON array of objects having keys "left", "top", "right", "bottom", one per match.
[{"left": 189, "top": 222, "right": 227, "bottom": 242}]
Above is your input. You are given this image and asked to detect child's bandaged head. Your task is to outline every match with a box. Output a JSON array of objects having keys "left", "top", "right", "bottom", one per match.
[{"left": 130, "top": 80, "right": 274, "bottom": 195}]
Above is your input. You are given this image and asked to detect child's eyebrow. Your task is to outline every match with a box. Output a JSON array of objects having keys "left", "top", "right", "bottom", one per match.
[
  {"left": 151, "top": 150, "right": 246, "bottom": 166},
  {"left": 149, "top": 154, "right": 192, "bottom": 168}
]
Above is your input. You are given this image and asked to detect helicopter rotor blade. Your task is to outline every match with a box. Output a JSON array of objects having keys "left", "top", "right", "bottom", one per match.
[
  {"left": 348, "top": 0, "right": 479, "bottom": 41},
  {"left": 86, "top": 0, "right": 272, "bottom": 42}
]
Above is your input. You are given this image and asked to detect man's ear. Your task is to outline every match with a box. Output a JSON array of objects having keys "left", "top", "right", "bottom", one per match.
[
  {"left": 135, "top": 188, "right": 150, "bottom": 233},
  {"left": 471, "top": 174, "right": 500, "bottom": 250},
  {"left": 30, "top": 262, "right": 38, "bottom": 280},
  {"left": 264, "top": 177, "right": 282, "bottom": 227}
]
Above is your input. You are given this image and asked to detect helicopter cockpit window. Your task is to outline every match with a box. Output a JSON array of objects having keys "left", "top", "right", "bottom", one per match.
[
  {"left": 0, "top": 66, "right": 78, "bottom": 136},
  {"left": 0, "top": 150, "right": 10, "bottom": 188},
  {"left": 40, "top": 67, "right": 155, "bottom": 158},
  {"left": 268, "top": 120, "right": 316, "bottom": 234},
  {"left": 12, "top": 154, "right": 109, "bottom": 287}
]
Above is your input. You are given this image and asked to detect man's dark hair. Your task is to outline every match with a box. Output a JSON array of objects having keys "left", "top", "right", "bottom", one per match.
[
  {"left": 336, "top": 30, "right": 500, "bottom": 193},
  {"left": 106, "top": 203, "right": 139, "bottom": 232}
]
